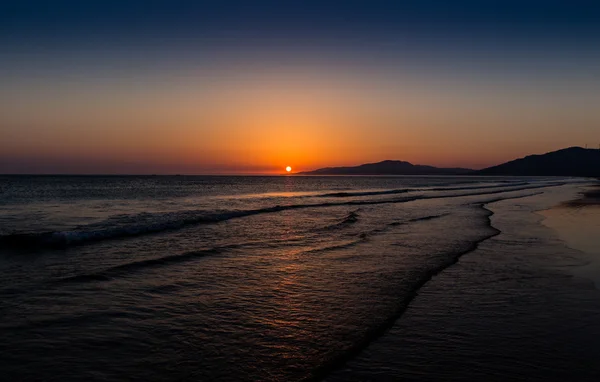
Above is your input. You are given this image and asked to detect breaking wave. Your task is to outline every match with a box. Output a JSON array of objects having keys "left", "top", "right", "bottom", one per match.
[{"left": 0, "top": 182, "right": 562, "bottom": 250}]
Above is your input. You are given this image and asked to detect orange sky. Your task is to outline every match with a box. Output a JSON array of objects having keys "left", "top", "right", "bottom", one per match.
[{"left": 1, "top": 58, "right": 599, "bottom": 174}]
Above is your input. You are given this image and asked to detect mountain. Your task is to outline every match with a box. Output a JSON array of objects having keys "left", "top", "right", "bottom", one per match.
[
  {"left": 297, "top": 147, "right": 600, "bottom": 177},
  {"left": 477, "top": 147, "right": 600, "bottom": 177},
  {"left": 297, "top": 160, "right": 473, "bottom": 175}
]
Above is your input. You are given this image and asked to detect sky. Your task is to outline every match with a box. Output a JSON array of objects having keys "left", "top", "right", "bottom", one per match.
[{"left": 1, "top": 1, "right": 600, "bottom": 174}]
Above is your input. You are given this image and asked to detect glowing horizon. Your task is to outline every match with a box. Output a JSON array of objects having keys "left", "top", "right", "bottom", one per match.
[{"left": 1, "top": 1, "right": 600, "bottom": 175}]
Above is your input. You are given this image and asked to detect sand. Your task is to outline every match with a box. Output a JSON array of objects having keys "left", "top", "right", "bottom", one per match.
[{"left": 539, "top": 183, "right": 600, "bottom": 289}]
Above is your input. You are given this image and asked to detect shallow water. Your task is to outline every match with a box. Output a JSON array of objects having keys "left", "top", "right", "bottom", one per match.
[
  {"left": 0, "top": 175, "right": 594, "bottom": 381},
  {"left": 328, "top": 189, "right": 600, "bottom": 382}
]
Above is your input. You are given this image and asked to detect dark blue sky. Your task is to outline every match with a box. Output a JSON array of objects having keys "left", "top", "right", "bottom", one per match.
[{"left": 3, "top": 1, "right": 600, "bottom": 45}]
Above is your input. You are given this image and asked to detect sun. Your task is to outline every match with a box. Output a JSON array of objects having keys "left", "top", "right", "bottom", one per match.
[{"left": 285, "top": 166, "right": 292, "bottom": 173}]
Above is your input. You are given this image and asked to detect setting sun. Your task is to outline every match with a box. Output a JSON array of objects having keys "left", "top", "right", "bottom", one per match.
[{"left": 286, "top": 166, "right": 292, "bottom": 172}]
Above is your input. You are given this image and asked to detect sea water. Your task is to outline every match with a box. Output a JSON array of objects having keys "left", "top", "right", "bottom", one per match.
[{"left": 0, "top": 175, "right": 594, "bottom": 381}]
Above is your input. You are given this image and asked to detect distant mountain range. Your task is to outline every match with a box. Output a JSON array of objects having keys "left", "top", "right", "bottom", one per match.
[
  {"left": 298, "top": 147, "right": 600, "bottom": 177},
  {"left": 297, "top": 160, "right": 472, "bottom": 175},
  {"left": 475, "top": 147, "right": 600, "bottom": 177}
]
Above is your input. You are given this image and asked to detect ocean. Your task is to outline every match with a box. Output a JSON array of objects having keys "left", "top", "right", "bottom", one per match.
[{"left": 1, "top": 175, "right": 599, "bottom": 381}]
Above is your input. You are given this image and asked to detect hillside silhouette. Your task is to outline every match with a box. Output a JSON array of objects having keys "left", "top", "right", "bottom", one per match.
[
  {"left": 298, "top": 160, "right": 472, "bottom": 175},
  {"left": 299, "top": 147, "right": 600, "bottom": 177},
  {"left": 477, "top": 147, "right": 600, "bottom": 177}
]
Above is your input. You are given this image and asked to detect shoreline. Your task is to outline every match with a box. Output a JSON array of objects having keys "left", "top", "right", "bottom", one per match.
[
  {"left": 539, "top": 183, "right": 600, "bottom": 289},
  {"left": 561, "top": 183, "right": 600, "bottom": 207},
  {"left": 327, "top": 185, "right": 600, "bottom": 381}
]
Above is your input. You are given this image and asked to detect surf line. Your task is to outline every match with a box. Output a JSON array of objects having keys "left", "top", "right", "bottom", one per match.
[
  {"left": 303, "top": 191, "right": 543, "bottom": 382},
  {"left": 2, "top": 184, "right": 562, "bottom": 251}
]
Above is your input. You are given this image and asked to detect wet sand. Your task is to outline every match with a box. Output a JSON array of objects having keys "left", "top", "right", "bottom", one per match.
[
  {"left": 559, "top": 183, "right": 600, "bottom": 207},
  {"left": 539, "top": 183, "right": 600, "bottom": 289}
]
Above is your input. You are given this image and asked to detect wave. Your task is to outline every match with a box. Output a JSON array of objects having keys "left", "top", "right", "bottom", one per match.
[
  {"left": 339, "top": 209, "right": 360, "bottom": 225},
  {"left": 317, "top": 189, "right": 410, "bottom": 198},
  {"left": 387, "top": 213, "right": 448, "bottom": 227},
  {"left": 311, "top": 182, "right": 531, "bottom": 198},
  {"left": 426, "top": 181, "right": 531, "bottom": 192},
  {"left": 0, "top": 211, "right": 242, "bottom": 250},
  {"left": 0, "top": 206, "right": 312, "bottom": 250},
  {"left": 0, "top": 182, "right": 564, "bottom": 251},
  {"left": 55, "top": 247, "right": 224, "bottom": 284},
  {"left": 317, "top": 209, "right": 361, "bottom": 232},
  {"left": 57, "top": 236, "right": 370, "bottom": 285},
  {"left": 54, "top": 211, "right": 455, "bottom": 285},
  {"left": 302, "top": 192, "right": 544, "bottom": 382},
  {"left": 51, "top": 191, "right": 544, "bottom": 290}
]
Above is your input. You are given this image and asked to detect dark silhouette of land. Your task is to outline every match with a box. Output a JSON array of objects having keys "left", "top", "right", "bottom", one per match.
[
  {"left": 299, "top": 147, "right": 600, "bottom": 177},
  {"left": 476, "top": 147, "right": 600, "bottom": 177},
  {"left": 297, "top": 160, "right": 472, "bottom": 175}
]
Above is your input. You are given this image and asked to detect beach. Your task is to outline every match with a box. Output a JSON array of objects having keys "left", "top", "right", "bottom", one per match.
[
  {"left": 540, "top": 184, "right": 600, "bottom": 289},
  {"left": 1, "top": 176, "right": 599, "bottom": 381},
  {"left": 3, "top": 1, "right": 600, "bottom": 380},
  {"left": 328, "top": 183, "right": 600, "bottom": 381}
]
